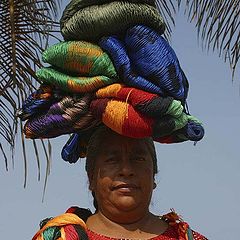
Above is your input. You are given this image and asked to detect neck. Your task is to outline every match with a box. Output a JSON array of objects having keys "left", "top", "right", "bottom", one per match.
[
  {"left": 96, "top": 201, "right": 151, "bottom": 224},
  {"left": 97, "top": 209, "right": 152, "bottom": 229}
]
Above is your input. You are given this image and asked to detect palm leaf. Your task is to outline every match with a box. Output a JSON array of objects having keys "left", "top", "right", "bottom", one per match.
[
  {"left": 156, "top": 0, "right": 240, "bottom": 76},
  {"left": 155, "top": 0, "right": 179, "bottom": 38},
  {"left": 0, "top": 0, "right": 59, "bottom": 185},
  {"left": 175, "top": 0, "right": 240, "bottom": 77}
]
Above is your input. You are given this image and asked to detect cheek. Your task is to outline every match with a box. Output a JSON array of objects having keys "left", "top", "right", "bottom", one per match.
[
  {"left": 91, "top": 166, "right": 114, "bottom": 190},
  {"left": 137, "top": 164, "right": 154, "bottom": 177},
  {"left": 94, "top": 171, "right": 113, "bottom": 197},
  {"left": 94, "top": 175, "right": 116, "bottom": 208},
  {"left": 139, "top": 168, "right": 154, "bottom": 189}
]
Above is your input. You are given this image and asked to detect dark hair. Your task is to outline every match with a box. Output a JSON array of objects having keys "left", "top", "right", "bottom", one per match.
[{"left": 85, "top": 125, "right": 158, "bottom": 210}]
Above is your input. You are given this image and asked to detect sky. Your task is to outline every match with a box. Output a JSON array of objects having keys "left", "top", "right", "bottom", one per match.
[{"left": 1, "top": 3, "right": 240, "bottom": 240}]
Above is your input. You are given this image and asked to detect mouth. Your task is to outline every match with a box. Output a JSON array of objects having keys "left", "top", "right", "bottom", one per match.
[{"left": 111, "top": 183, "right": 139, "bottom": 191}]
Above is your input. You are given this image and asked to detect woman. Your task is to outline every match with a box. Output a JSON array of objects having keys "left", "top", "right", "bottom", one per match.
[
  {"left": 19, "top": 1, "right": 205, "bottom": 239},
  {"left": 33, "top": 125, "right": 207, "bottom": 240}
]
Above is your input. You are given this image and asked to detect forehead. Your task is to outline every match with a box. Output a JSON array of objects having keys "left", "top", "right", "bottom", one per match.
[{"left": 98, "top": 132, "right": 151, "bottom": 155}]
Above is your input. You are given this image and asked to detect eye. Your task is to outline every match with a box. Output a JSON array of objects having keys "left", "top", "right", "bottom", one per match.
[
  {"left": 134, "top": 156, "right": 146, "bottom": 162},
  {"left": 104, "top": 157, "right": 117, "bottom": 164}
]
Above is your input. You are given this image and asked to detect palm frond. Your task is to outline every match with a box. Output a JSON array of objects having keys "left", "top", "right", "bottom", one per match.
[
  {"left": 155, "top": 0, "right": 179, "bottom": 38},
  {"left": 0, "top": 0, "right": 59, "bottom": 185},
  {"left": 177, "top": 0, "right": 240, "bottom": 77}
]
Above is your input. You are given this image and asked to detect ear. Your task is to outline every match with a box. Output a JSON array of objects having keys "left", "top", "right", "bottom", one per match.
[
  {"left": 89, "top": 183, "right": 94, "bottom": 191},
  {"left": 88, "top": 171, "right": 95, "bottom": 191}
]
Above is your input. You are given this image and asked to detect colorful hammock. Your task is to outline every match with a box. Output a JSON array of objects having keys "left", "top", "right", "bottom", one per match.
[
  {"left": 99, "top": 25, "right": 189, "bottom": 103},
  {"left": 60, "top": 1, "right": 165, "bottom": 41},
  {"left": 91, "top": 83, "right": 201, "bottom": 139},
  {"left": 60, "top": 0, "right": 156, "bottom": 31},
  {"left": 42, "top": 41, "right": 117, "bottom": 78},
  {"left": 36, "top": 41, "right": 118, "bottom": 93},
  {"left": 23, "top": 93, "right": 100, "bottom": 139}
]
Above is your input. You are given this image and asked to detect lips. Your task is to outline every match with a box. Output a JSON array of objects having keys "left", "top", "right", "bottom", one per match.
[{"left": 111, "top": 183, "right": 139, "bottom": 190}]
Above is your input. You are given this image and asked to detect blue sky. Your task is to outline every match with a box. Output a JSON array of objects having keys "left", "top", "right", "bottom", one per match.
[{"left": 1, "top": 3, "right": 240, "bottom": 240}]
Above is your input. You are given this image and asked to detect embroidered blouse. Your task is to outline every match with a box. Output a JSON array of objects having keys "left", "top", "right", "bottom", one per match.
[
  {"left": 86, "top": 225, "right": 207, "bottom": 240},
  {"left": 32, "top": 207, "right": 208, "bottom": 240}
]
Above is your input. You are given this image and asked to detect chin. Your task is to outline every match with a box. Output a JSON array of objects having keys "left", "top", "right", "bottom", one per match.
[{"left": 113, "top": 198, "right": 139, "bottom": 212}]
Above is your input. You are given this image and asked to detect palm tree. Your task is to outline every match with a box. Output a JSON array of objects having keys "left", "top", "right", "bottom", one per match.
[
  {"left": 0, "top": 0, "right": 59, "bottom": 187},
  {"left": 1, "top": 0, "right": 239, "bottom": 185}
]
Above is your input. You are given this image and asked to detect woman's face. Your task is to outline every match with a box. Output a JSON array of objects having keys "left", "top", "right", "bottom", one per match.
[{"left": 89, "top": 132, "right": 155, "bottom": 223}]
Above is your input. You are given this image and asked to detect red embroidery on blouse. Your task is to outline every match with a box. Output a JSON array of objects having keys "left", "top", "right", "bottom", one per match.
[
  {"left": 87, "top": 226, "right": 179, "bottom": 240},
  {"left": 86, "top": 225, "right": 207, "bottom": 240},
  {"left": 86, "top": 211, "right": 208, "bottom": 240}
]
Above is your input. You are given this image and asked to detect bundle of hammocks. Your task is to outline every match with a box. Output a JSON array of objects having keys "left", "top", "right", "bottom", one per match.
[{"left": 17, "top": 0, "right": 204, "bottom": 163}]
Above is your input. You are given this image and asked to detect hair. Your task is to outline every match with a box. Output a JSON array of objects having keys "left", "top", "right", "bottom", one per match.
[{"left": 85, "top": 125, "right": 158, "bottom": 210}]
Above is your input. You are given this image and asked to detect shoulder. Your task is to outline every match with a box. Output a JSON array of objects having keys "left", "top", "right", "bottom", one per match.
[
  {"left": 32, "top": 207, "right": 92, "bottom": 240},
  {"left": 192, "top": 230, "right": 208, "bottom": 240},
  {"left": 162, "top": 210, "right": 208, "bottom": 240}
]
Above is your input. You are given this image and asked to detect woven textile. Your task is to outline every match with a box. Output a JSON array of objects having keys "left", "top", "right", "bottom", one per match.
[
  {"left": 37, "top": 67, "right": 117, "bottom": 93},
  {"left": 42, "top": 41, "right": 117, "bottom": 78},
  {"left": 60, "top": 0, "right": 156, "bottom": 30},
  {"left": 155, "top": 119, "right": 204, "bottom": 143},
  {"left": 60, "top": 2, "right": 165, "bottom": 41},
  {"left": 61, "top": 128, "right": 98, "bottom": 163},
  {"left": 24, "top": 94, "right": 100, "bottom": 139},
  {"left": 16, "top": 85, "right": 54, "bottom": 121},
  {"left": 90, "top": 84, "right": 202, "bottom": 141},
  {"left": 61, "top": 133, "right": 85, "bottom": 163},
  {"left": 32, "top": 209, "right": 88, "bottom": 240},
  {"left": 99, "top": 25, "right": 189, "bottom": 103},
  {"left": 37, "top": 41, "right": 118, "bottom": 93}
]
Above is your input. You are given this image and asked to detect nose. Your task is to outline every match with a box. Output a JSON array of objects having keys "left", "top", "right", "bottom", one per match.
[{"left": 118, "top": 158, "right": 134, "bottom": 177}]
